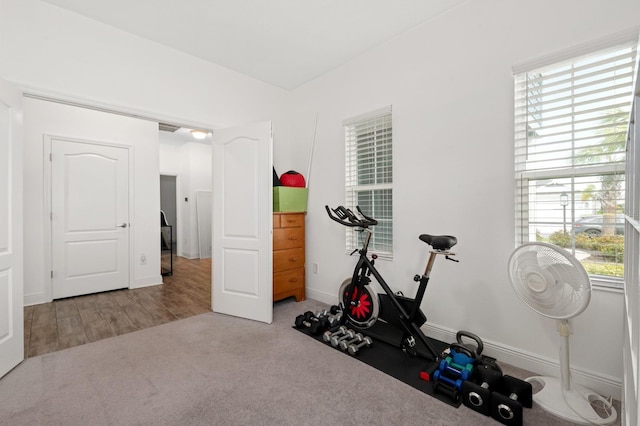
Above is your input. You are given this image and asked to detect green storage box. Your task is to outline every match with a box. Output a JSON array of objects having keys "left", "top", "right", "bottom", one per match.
[{"left": 273, "top": 187, "right": 308, "bottom": 212}]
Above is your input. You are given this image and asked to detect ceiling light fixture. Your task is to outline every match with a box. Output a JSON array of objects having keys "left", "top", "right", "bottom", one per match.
[{"left": 191, "top": 129, "right": 208, "bottom": 140}]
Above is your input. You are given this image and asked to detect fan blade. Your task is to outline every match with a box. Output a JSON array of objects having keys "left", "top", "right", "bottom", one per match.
[
  {"left": 544, "top": 263, "right": 591, "bottom": 317},
  {"left": 508, "top": 242, "right": 592, "bottom": 320}
]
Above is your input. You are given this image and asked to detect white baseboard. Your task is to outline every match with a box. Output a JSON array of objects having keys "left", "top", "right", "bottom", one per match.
[
  {"left": 24, "top": 278, "right": 164, "bottom": 305},
  {"left": 24, "top": 293, "right": 49, "bottom": 306},
  {"left": 132, "top": 275, "right": 163, "bottom": 289},
  {"left": 178, "top": 251, "right": 200, "bottom": 259},
  {"left": 305, "top": 287, "right": 338, "bottom": 306},
  {"left": 425, "top": 322, "right": 622, "bottom": 401}
]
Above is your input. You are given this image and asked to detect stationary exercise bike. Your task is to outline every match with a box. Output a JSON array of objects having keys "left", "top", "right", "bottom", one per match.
[{"left": 326, "top": 205, "right": 459, "bottom": 362}]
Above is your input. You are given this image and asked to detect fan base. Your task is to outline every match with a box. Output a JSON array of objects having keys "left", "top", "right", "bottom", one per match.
[{"left": 526, "top": 376, "right": 617, "bottom": 425}]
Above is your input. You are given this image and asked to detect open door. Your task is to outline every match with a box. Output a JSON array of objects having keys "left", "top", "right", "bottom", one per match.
[
  {"left": 212, "top": 121, "right": 273, "bottom": 323},
  {"left": 0, "top": 78, "right": 23, "bottom": 378}
]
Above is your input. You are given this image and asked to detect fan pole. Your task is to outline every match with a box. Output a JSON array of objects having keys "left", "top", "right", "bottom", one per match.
[{"left": 559, "top": 319, "right": 571, "bottom": 391}]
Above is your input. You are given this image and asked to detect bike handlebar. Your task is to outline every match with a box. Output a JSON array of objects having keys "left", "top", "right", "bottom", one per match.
[{"left": 325, "top": 205, "right": 378, "bottom": 227}]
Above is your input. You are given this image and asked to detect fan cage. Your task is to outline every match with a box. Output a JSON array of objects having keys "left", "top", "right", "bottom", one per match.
[{"left": 508, "top": 242, "right": 591, "bottom": 320}]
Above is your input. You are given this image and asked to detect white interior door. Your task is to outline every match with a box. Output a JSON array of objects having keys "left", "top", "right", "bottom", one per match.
[
  {"left": 51, "top": 138, "right": 130, "bottom": 299},
  {"left": 0, "top": 78, "right": 23, "bottom": 378},
  {"left": 212, "top": 121, "right": 273, "bottom": 323}
]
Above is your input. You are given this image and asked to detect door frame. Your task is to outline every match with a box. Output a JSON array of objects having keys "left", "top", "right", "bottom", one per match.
[
  {"left": 159, "top": 172, "right": 182, "bottom": 258},
  {"left": 43, "top": 135, "right": 135, "bottom": 302}
]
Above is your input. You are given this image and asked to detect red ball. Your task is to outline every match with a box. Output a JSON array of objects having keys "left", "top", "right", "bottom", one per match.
[{"left": 280, "top": 170, "right": 306, "bottom": 187}]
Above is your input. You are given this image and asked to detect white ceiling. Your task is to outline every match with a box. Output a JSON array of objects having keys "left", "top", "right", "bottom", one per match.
[{"left": 41, "top": 0, "right": 467, "bottom": 89}]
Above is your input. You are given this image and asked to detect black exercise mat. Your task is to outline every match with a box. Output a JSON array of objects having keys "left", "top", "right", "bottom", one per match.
[{"left": 294, "top": 321, "right": 462, "bottom": 408}]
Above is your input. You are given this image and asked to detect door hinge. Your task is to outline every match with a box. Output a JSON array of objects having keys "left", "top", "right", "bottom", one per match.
[
  {"left": 49, "top": 153, "right": 52, "bottom": 162},
  {"left": 50, "top": 270, "right": 53, "bottom": 279},
  {"left": 50, "top": 212, "right": 53, "bottom": 220}
]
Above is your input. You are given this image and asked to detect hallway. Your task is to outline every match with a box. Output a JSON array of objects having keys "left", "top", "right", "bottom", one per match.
[{"left": 23, "top": 257, "right": 211, "bottom": 358}]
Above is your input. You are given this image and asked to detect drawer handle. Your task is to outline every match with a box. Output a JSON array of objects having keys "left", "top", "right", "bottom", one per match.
[
  {"left": 286, "top": 218, "right": 296, "bottom": 223},
  {"left": 288, "top": 278, "right": 298, "bottom": 283},
  {"left": 288, "top": 257, "right": 298, "bottom": 262},
  {"left": 288, "top": 236, "right": 298, "bottom": 241}
]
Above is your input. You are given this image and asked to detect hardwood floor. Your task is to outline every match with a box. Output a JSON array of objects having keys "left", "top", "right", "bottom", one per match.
[{"left": 23, "top": 256, "right": 211, "bottom": 358}]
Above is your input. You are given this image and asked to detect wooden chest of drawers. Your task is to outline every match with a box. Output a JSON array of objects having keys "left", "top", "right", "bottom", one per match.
[{"left": 273, "top": 212, "right": 305, "bottom": 302}]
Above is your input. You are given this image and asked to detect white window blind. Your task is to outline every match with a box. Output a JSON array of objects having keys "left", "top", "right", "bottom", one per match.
[
  {"left": 344, "top": 106, "right": 393, "bottom": 256},
  {"left": 514, "top": 39, "right": 637, "bottom": 282}
]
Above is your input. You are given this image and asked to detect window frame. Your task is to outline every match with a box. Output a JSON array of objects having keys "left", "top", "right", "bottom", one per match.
[
  {"left": 343, "top": 106, "right": 393, "bottom": 258},
  {"left": 513, "top": 35, "right": 638, "bottom": 287}
]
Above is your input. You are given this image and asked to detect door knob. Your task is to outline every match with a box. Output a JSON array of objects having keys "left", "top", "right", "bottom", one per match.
[{"left": 117, "top": 223, "right": 128, "bottom": 228}]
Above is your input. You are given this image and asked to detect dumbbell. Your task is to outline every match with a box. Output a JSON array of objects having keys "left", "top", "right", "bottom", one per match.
[
  {"left": 444, "top": 344, "right": 476, "bottom": 378},
  {"left": 323, "top": 325, "right": 348, "bottom": 343},
  {"left": 462, "top": 364, "right": 503, "bottom": 416},
  {"left": 316, "top": 306, "right": 340, "bottom": 318},
  {"left": 294, "top": 311, "right": 314, "bottom": 328},
  {"left": 330, "top": 312, "right": 342, "bottom": 326},
  {"left": 321, "top": 312, "right": 342, "bottom": 328},
  {"left": 314, "top": 309, "right": 337, "bottom": 328},
  {"left": 439, "top": 356, "right": 473, "bottom": 382},
  {"left": 315, "top": 308, "right": 342, "bottom": 324},
  {"left": 294, "top": 311, "right": 328, "bottom": 335},
  {"left": 338, "top": 332, "right": 364, "bottom": 351},
  {"left": 315, "top": 309, "right": 329, "bottom": 318},
  {"left": 432, "top": 369, "right": 464, "bottom": 395},
  {"left": 348, "top": 336, "right": 372, "bottom": 355},
  {"left": 331, "top": 329, "right": 357, "bottom": 348},
  {"left": 316, "top": 309, "right": 338, "bottom": 319},
  {"left": 432, "top": 378, "right": 461, "bottom": 402},
  {"left": 490, "top": 375, "right": 532, "bottom": 426}
]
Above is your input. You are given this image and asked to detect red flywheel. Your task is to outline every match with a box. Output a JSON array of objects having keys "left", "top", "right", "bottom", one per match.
[{"left": 338, "top": 279, "right": 379, "bottom": 328}]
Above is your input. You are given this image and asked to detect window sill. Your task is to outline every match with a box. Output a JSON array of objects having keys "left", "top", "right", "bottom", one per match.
[{"left": 591, "top": 276, "right": 623, "bottom": 294}]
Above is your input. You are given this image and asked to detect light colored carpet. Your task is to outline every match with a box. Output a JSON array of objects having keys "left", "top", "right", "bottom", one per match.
[{"left": 0, "top": 298, "right": 616, "bottom": 425}]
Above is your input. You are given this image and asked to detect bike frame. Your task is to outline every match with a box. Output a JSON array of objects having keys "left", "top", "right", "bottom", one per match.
[{"left": 342, "top": 228, "right": 442, "bottom": 361}]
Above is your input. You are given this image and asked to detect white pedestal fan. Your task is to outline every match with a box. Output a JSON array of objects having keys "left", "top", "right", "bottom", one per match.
[{"left": 508, "top": 242, "right": 617, "bottom": 425}]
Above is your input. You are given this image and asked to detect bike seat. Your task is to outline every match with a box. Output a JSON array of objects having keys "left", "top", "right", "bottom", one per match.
[{"left": 419, "top": 234, "right": 457, "bottom": 251}]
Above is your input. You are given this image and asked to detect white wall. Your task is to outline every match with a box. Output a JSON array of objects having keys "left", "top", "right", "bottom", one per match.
[
  {"left": 23, "top": 97, "right": 161, "bottom": 304},
  {"left": 0, "top": 0, "right": 290, "bottom": 148},
  {"left": 159, "top": 134, "right": 212, "bottom": 259},
  {"left": 287, "top": 0, "right": 640, "bottom": 398}
]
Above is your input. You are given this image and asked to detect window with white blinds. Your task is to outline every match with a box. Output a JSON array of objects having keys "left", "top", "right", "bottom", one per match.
[
  {"left": 514, "top": 39, "right": 637, "bottom": 282},
  {"left": 344, "top": 106, "right": 393, "bottom": 256}
]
